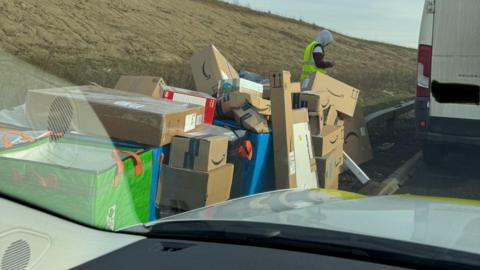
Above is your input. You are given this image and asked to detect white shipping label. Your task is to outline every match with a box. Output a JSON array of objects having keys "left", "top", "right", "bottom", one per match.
[
  {"left": 196, "top": 114, "right": 203, "bottom": 125},
  {"left": 184, "top": 113, "right": 197, "bottom": 132},
  {"left": 288, "top": 152, "right": 296, "bottom": 176},
  {"left": 172, "top": 93, "right": 207, "bottom": 107}
]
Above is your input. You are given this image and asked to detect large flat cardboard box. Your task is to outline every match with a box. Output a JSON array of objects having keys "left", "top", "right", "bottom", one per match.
[
  {"left": 342, "top": 106, "right": 373, "bottom": 165},
  {"left": 170, "top": 135, "right": 228, "bottom": 172},
  {"left": 316, "top": 149, "right": 343, "bottom": 190},
  {"left": 190, "top": 45, "right": 239, "bottom": 95},
  {"left": 114, "top": 76, "right": 166, "bottom": 98},
  {"left": 292, "top": 91, "right": 331, "bottom": 112},
  {"left": 25, "top": 86, "right": 204, "bottom": 146},
  {"left": 303, "top": 72, "right": 360, "bottom": 117},
  {"left": 218, "top": 78, "right": 264, "bottom": 97},
  {"left": 311, "top": 125, "right": 344, "bottom": 157},
  {"left": 219, "top": 92, "right": 271, "bottom": 117},
  {"left": 292, "top": 109, "right": 318, "bottom": 189},
  {"left": 163, "top": 87, "right": 216, "bottom": 124},
  {"left": 270, "top": 71, "right": 297, "bottom": 189},
  {"left": 233, "top": 103, "right": 270, "bottom": 133},
  {"left": 157, "top": 164, "right": 234, "bottom": 212}
]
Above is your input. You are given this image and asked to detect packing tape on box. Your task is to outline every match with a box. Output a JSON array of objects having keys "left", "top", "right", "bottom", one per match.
[{"left": 182, "top": 135, "right": 209, "bottom": 170}]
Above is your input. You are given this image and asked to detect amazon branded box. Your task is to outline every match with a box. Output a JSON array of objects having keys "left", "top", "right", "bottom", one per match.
[
  {"left": 157, "top": 164, "right": 234, "bottom": 212},
  {"left": 218, "top": 78, "right": 264, "bottom": 97},
  {"left": 263, "top": 82, "right": 300, "bottom": 100},
  {"left": 190, "top": 45, "right": 239, "bottom": 95},
  {"left": 163, "top": 87, "right": 216, "bottom": 124},
  {"left": 233, "top": 103, "right": 270, "bottom": 133},
  {"left": 303, "top": 72, "right": 359, "bottom": 117},
  {"left": 292, "top": 91, "right": 331, "bottom": 112},
  {"left": 218, "top": 92, "right": 271, "bottom": 117},
  {"left": 311, "top": 125, "right": 344, "bottom": 157},
  {"left": 342, "top": 106, "right": 373, "bottom": 165},
  {"left": 170, "top": 134, "right": 228, "bottom": 172},
  {"left": 316, "top": 147, "right": 343, "bottom": 190},
  {"left": 114, "top": 76, "right": 166, "bottom": 98},
  {"left": 25, "top": 86, "right": 204, "bottom": 146},
  {"left": 270, "top": 71, "right": 297, "bottom": 189}
]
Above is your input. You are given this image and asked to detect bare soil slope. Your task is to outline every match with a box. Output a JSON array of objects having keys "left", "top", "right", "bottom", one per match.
[{"left": 0, "top": 0, "right": 416, "bottom": 110}]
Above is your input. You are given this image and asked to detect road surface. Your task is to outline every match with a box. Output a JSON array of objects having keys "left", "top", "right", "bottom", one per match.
[{"left": 399, "top": 148, "right": 480, "bottom": 200}]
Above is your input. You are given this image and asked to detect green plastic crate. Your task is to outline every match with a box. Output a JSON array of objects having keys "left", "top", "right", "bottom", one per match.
[{"left": 0, "top": 137, "right": 153, "bottom": 231}]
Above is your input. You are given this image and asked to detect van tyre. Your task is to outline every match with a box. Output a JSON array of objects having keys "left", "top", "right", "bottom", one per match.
[{"left": 422, "top": 143, "right": 445, "bottom": 166}]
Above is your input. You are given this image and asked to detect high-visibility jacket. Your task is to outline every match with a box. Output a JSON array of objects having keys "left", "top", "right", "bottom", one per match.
[{"left": 301, "top": 40, "right": 327, "bottom": 81}]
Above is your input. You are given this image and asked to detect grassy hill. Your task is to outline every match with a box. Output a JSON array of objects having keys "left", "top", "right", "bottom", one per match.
[{"left": 0, "top": 0, "right": 416, "bottom": 112}]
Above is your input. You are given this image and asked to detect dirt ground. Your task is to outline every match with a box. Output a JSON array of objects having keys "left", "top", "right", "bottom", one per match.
[{"left": 0, "top": 0, "right": 415, "bottom": 109}]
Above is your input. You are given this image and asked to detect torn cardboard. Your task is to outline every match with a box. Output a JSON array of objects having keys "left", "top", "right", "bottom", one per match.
[
  {"left": 311, "top": 125, "right": 344, "bottom": 157},
  {"left": 162, "top": 87, "right": 216, "bottom": 124},
  {"left": 157, "top": 164, "right": 234, "bottom": 212},
  {"left": 325, "top": 105, "right": 338, "bottom": 126},
  {"left": 25, "top": 86, "right": 204, "bottom": 146},
  {"left": 233, "top": 103, "right": 270, "bottom": 133},
  {"left": 170, "top": 135, "right": 228, "bottom": 172},
  {"left": 303, "top": 72, "right": 360, "bottom": 117},
  {"left": 219, "top": 92, "right": 271, "bottom": 117},
  {"left": 114, "top": 76, "right": 166, "bottom": 98},
  {"left": 190, "top": 44, "right": 239, "bottom": 95}
]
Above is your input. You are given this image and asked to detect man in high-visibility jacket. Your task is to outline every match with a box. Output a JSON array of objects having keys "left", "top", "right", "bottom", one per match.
[{"left": 300, "top": 30, "right": 335, "bottom": 82}]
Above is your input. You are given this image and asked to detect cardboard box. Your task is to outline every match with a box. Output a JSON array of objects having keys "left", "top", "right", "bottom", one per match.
[
  {"left": 316, "top": 150, "right": 343, "bottom": 190},
  {"left": 262, "top": 87, "right": 272, "bottom": 100},
  {"left": 218, "top": 78, "right": 264, "bottom": 97},
  {"left": 292, "top": 109, "right": 318, "bottom": 189},
  {"left": 292, "top": 91, "right": 331, "bottom": 112},
  {"left": 170, "top": 135, "right": 228, "bottom": 172},
  {"left": 303, "top": 72, "right": 360, "bottom": 117},
  {"left": 114, "top": 76, "right": 166, "bottom": 98},
  {"left": 218, "top": 92, "right": 271, "bottom": 117},
  {"left": 162, "top": 87, "right": 216, "bottom": 124},
  {"left": 25, "top": 86, "right": 204, "bottom": 146},
  {"left": 311, "top": 125, "right": 344, "bottom": 157},
  {"left": 190, "top": 45, "right": 239, "bottom": 95},
  {"left": 308, "top": 111, "right": 324, "bottom": 136},
  {"left": 233, "top": 103, "right": 270, "bottom": 133},
  {"left": 157, "top": 164, "right": 234, "bottom": 212},
  {"left": 325, "top": 105, "right": 338, "bottom": 126},
  {"left": 342, "top": 106, "right": 373, "bottom": 165},
  {"left": 270, "top": 71, "right": 297, "bottom": 189},
  {"left": 263, "top": 83, "right": 299, "bottom": 100}
]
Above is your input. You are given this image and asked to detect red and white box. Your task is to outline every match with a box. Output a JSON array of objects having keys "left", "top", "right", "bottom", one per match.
[{"left": 162, "top": 87, "right": 216, "bottom": 124}]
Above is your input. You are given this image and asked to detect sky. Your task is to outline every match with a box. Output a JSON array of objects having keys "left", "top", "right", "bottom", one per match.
[{"left": 222, "top": 0, "right": 425, "bottom": 48}]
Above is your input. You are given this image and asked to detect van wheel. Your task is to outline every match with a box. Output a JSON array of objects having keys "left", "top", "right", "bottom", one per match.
[{"left": 423, "top": 143, "right": 445, "bottom": 166}]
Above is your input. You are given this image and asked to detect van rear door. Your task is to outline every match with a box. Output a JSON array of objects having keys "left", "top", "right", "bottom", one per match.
[{"left": 430, "top": 0, "right": 480, "bottom": 125}]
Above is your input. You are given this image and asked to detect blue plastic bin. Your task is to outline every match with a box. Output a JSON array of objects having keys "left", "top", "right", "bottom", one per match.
[{"left": 213, "top": 120, "right": 275, "bottom": 197}]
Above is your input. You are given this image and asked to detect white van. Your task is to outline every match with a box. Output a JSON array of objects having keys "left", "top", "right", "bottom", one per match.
[{"left": 416, "top": 0, "right": 480, "bottom": 164}]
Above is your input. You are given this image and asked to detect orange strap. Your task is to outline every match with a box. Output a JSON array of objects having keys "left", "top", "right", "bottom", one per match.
[
  {"left": 111, "top": 149, "right": 142, "bottom": 187},
  {"left": 239, "top": 140, "right": 253, "bottom": 161},
  {"left": 40, "top": 131, "right": 65, "bottom": 139},
  {"left": 2, "top": 129, "right": 35, "bottom": 149}
]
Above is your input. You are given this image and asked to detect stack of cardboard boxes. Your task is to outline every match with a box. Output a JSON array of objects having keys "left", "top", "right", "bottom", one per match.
[{"left": 297, "top": 72, "right": 361, "bottom": 189}]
